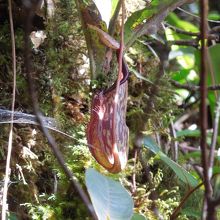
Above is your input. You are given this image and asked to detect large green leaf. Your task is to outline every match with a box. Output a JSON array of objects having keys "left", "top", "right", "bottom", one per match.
[
  {"left": 143, "top": 136, "right": 198, "bottom": 187},
  {"left": 85, "top": 168, "right": 134, "bottom": 220}
]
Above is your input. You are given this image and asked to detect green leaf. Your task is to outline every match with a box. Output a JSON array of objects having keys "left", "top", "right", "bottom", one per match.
[
  {"left": 176, "top": 129, "right": 201, "bottom": 137},
  {"left": 171, "top": 69, "right": 192, "bottom": 82},
  {"left": 142, "top": 136, "right": 198, "bottom": 187},
  {"left": 166, "top": 12, "right": 199, "bottom": 35},
  {"left": 124, "top": 0, "right": 174, "bottom": 44},
  {"left": 208, "top": 12, "right": 220, "bottom": 21},
  {"left": 130, "top": 67, "right": 153, "bottom": 84},
  {"left": 85, "top": 168, "right": 134, "bottom": 220},
  {"left": 124, "top": 8, "right": 155, "bottom": 44},
  {"left": 131, "top": 213, "right": 147, "bottom": 220},
  {"left": 111, "top": 0, "right": 119, "bottom": 16}
]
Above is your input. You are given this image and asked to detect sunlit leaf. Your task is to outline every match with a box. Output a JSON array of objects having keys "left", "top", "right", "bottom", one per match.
[
  {"left": 171, "top": 69, "right": 191, "bottom": 82},
  {"left": 130, "top": 67, "right": 153, "bottom": 84},
  {"left": 176, "top": 129, "right": 201, "bottom": 137},
  {"left": 124, "top": 0, "right": 176, "bottom": 44},
  {"left": 111, "top": 0, "right": 119, "bottom": 16},
  {"left": 166, "top": 12, "right": 199, "bottom": 35},
  {"left": 85, "top": 168, "right": 134, "bottom": 220},
  {"left": 208, "top": 12, "right": 220, "bottom": 21},
  {"left": 143, "top": 136, "right": 198, "bottom": 186}
]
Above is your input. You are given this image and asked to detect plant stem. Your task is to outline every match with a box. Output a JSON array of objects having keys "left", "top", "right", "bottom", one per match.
[{"left": 1, "top": 0, "right": 16, "bottom": 218}]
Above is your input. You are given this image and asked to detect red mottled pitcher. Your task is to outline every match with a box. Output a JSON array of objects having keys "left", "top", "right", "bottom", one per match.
[{"left": 86, "top": 59, "right": 129, "bottom": 173}]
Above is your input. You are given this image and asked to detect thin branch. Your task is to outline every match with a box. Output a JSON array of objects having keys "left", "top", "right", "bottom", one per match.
[
  {"left": 169, "top": 120, "right": 178, "bottom": 161},
  {"left": 164, "top": 23, "right": 200, "bottom": 36},
  {"left": 171, "top": 173, "right": 220, "bottom": 220},
  {"left": 170, "top": 181, "right": 204, "bottom": 219},
  {"left": 167, "top": 39, "right": 199, "bottom": 47},
  {"left": 170, "top": 80, "right": 220, "bottom": 92},
  {"left": 23, "top": 3, "right": 97, "bottom": 220},
  {"left": 165, "top": 23, "right": 219, "bottom": 42},
  {"left": 177, "top": 7, "right": 220, "bottom": 24},
  {"left": 131, "top": 148, "right": 138, "bottom": 194},
  {"left": 210, "top": 26, "right": 220, "bottom": 34},
  {"left": 209, "top": 95, "right": 220, "bottom": 174},
  {"left": 1, "top": 0, "right": 17, "bottom": 218}
]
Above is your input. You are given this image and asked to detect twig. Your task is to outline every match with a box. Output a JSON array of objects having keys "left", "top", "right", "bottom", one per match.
[
  {"left": 169, "top": 120, "right": 178, "bottom": 161},
  {"left": 131, "top": 148, "right": 138, "bottom": 194},
  {"left": 171, "top": 174, "right": 219, "bottom": 220},
  {"left": 167, "top": 39, "right": 199, "bottom": 47},
  {"left": 209, "top": 95, "right": 220, "bottom": 175},
  {"left": 1, "top": 0, "right": 16, "bottom": 219},
  {"left": 170, "top": 80, "right": 220, "bottom": 91},
  {"left": 170, "top": 174, "right": 220, "bottom": 220},
  {"left": 177, "top": 7, "right": 220, "bottom": 24},
  {"left": 23, "top": 3, "right": 97, "bottom": 220},
  {"left": 210, "top": 26, "right": 220, "bottom": 33},
  {"left": 165, "top": 23, "right": 200, "bottom": 36},
  {"left": 170, "top": 181, "right": 204, "bottom": 219},
  {"left": 165, "top": 23, "right": 219, "bottom": 42}
]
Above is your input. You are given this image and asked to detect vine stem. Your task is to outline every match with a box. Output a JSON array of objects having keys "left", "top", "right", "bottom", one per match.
[
  {"left": 1, "top": 0, "right": 17, "bottom": 219},
  {"left": 112, "top": 0, "right": 125, "bottom": 152},
  {"left": 116, "top": 0, "right": 125, "bottom": 91},
  {"left": 199, "top": 0, "right": 215, "bottom": 219}
]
